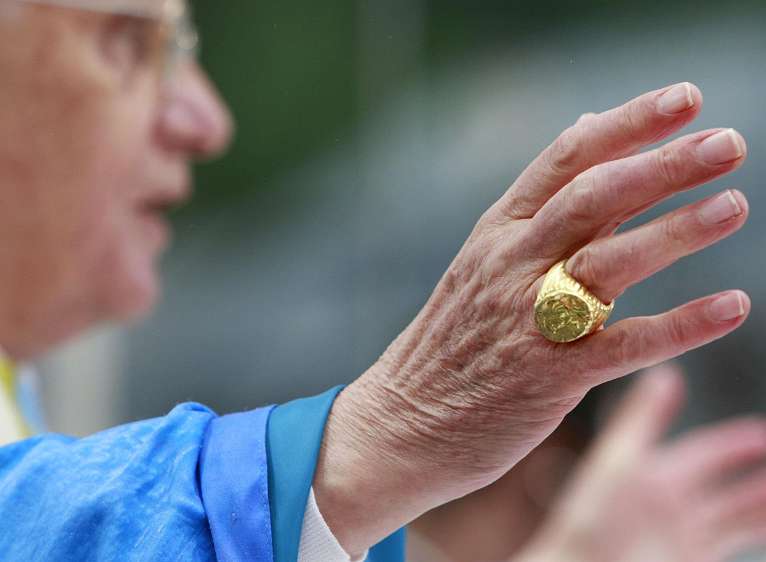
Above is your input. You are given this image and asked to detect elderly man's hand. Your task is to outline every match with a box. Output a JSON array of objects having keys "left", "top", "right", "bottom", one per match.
[
  {"left": 518, "top": 366, "right": 766, "bottom": 562},
  {"left": 314, "top": 83, "right": 751, "bottom": 556}
]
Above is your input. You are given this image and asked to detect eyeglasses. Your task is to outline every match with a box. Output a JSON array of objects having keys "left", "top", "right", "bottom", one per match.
[{"left": 14, "top": 0, "right": 198, "bottom": 79}]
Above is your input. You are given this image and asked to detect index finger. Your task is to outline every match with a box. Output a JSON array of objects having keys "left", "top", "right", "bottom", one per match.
[{"left": 493, "top": 83, "right": 702, "bottom": 221}]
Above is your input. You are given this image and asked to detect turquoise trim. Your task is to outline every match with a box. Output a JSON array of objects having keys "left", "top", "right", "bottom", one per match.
[
  {"left": 267, "top": 386, "right": 405, "bottom": 562},
  {"left": 267, "top": 386, "right": 343, "bottom": 562}
]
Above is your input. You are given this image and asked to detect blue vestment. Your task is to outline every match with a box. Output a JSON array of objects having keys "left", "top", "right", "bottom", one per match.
[{"left": 0, "top": 387, "right": 405, "bottom": 561}]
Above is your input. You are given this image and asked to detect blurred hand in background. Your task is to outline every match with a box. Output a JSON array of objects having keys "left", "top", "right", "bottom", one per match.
[
  {"left": 411, "top": 365, "right": 766, "bottom": 562},
  {"left": 520, "top": 365, "right": 766, "bottom": 562}
]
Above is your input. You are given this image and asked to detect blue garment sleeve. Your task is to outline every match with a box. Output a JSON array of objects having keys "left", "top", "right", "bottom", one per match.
[
  {"left": 0, "top": 390, "right": 405, "bottom": 562},
  {"left": 199, "top": 404, "right": 276, "bottom": 561},
  {"left": 0, "top": 403, "right": 220, "bottom": 562},
  {"left": 267, "top": 387, "right": 406, "bottom": 562}
]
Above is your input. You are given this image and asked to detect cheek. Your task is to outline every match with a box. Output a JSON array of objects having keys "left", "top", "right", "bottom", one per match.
[
  {"left": 58, "top": 90, "right": 163, "bottom": 320},
  {"left": 0, "top": 17, "right": 167, "bottom": 336},
  {"left": 109, "top": 210, "right": 165, "bottom": 319},
  {"left": 100, "top": 238, "right": 162, "bottom": 320},
  {"left": 81, "top": 154, "right": 166, "bottom": 321}
]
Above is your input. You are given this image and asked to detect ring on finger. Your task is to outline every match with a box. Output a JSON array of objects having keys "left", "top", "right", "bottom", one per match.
[{"left": 534, "top": 260, "right": 615, "bottom": 343}]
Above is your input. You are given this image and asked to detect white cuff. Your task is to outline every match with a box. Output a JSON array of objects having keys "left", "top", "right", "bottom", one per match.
[{"left": 297, "top": 488, "right": 368, "bottom": 562}]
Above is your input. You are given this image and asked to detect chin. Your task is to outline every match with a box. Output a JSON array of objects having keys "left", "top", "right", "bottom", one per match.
[{"left": 104, "top": 262, "right": 163, "bottom": 322}]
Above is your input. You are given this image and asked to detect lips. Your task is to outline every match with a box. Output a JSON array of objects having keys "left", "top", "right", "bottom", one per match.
[
  {"left": 139, "top": 178, "right": 192, "bottom": 215},
  {"left": 135, "top": 178, "right": 191, "bottom": 251}
]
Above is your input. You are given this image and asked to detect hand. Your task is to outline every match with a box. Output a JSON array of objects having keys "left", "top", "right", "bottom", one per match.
[
  {"left": 518, "top": 365, "right": 766, "bottom": 562},
  {"left": 314, "top": 83, "right": 751, "bottom": 555}
]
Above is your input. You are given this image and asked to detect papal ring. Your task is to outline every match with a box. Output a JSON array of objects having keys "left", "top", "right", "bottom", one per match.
[{"left": 534, "top": 260, "right": 615, "bottom": 343}]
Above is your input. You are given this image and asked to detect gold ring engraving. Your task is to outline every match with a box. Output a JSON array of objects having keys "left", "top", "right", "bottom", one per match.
[{"left": 534, "top": 261, "right": 614, "bottom": 343}]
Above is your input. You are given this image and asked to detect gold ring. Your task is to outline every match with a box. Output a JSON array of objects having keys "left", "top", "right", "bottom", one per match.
[{"left": 534, "top": 260, "right": 614, "bottom": 343}]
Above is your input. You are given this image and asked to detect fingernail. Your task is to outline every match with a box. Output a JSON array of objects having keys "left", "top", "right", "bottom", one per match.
[
  {"left": 709, "top": 292, "right": 746, "bottom": 322},
  {"left": 658, "top": 83, "right": 694, "bottom": 115},
  {"left": 697, "top": 129, "right": 745, "bottom": 165},
  {"left": 699, "top": 190, "right": 743, "bottom": 225}
]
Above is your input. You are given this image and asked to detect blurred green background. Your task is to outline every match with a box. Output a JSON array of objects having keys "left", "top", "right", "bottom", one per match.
[
  {"left": 43, "top": 0, "right": 766, "bottom": 444},
  {"left": 188, "top": 0, "right": 764, "bottom": 216}
]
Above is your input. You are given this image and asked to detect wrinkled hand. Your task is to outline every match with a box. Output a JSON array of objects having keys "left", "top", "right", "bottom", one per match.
[
  {"left": 519, "top": 365, "right": 766, "bottom": 562},
  {"left": 315, "top": 83, "right": 751, "bottom": 555}
]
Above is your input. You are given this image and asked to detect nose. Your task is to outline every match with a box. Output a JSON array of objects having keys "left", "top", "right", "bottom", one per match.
[{"left": 157, "top": 62, "right": 234, "bottom": 159}]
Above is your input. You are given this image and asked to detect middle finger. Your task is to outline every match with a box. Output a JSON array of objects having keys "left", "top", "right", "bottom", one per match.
[
  {"left": 525, "top": 128, "right": 747, "bottom": 260},
  {"left": 565, "top": 189, "right": 748, "bottom": 304}
]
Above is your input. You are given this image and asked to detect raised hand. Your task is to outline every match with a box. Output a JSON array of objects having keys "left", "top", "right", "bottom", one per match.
[{"left": 314, "top": 83, "right": 751, "bottom": 555}]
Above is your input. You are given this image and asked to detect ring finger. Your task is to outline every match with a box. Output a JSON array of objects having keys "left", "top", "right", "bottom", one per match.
[{"left": 565, "top": 189, "right": 748, "bottom": 304}]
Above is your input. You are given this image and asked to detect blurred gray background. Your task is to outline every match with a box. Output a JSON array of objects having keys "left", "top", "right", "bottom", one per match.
[{"left": 40, "top": 1, "right": 766, "bottom": 447}]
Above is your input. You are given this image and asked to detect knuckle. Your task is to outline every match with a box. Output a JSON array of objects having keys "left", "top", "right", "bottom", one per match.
[
  {"left": 664, "top": 314, "right": 692, "bottom": 349},
  {"left": 564, "top": 170, "right": 600, "bottom": 223},
  {"left": 569, "top": 249, "right": 604, "bottom": 286},
  {"left": 604, "top": 325, "right": 638, "bottom": 370},
  {"left": 482, "top": 237, "right": 511, "bottom": 271},
  {"left": 613, "top": 247, "right": 637, "bottom": 277},
  {"left": 546, "top": 125, "right": 585, "bottom": 177},
  {"left": 660, "top": 213, "right": 692, "bottom": 248},
  {"left": 619, "top": 100, "right": 648, "bottom": 135},
  {"left": 440, "top": 265, "right": 461, "bottom": 294},
  {"left": 472, "top": 208, "right": 498, "bottom": 237},
  {"left": 655, "top": 145, "right": 686, "bottom": 187}
]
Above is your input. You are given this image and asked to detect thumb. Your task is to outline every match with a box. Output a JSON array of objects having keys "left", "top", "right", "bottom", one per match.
[
  {"left": 597, "top": 362, "right": 686, "bottom": 456},
  {"left": 550, "top": 364, "right": 685, "bottom": 529}
]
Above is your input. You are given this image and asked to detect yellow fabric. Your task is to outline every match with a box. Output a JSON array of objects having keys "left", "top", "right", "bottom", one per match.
[{"left": 0, "top": 358, "right": 31, "bottom": 444}]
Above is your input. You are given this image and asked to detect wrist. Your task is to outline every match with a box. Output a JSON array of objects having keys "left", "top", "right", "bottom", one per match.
[{"left": 312, "top": 363, "right": 449, "bottom": 556}]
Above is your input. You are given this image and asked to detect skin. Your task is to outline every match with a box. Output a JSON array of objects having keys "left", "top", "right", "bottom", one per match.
[
  {"left": 0, "top": 4, "right": 231, "bottom": 360},
  {"left": 0, "top": 6, "right": 757, "bottom": 559},
  {"left": 313, "top": 84, "right": 753, "bottom": 556},
  {"left": 409, "top": 425, "right": 583, "bottom": 562},
  {"left": 407, "top": 366, "right": 766, "bottom": 562},
  {"left": 517, "top": 366, "right": 766, "bottom": 562}
]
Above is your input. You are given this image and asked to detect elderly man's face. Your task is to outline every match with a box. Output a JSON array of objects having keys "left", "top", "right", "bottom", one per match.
[{"left": 0, "top": 4, "right": 232, "bottom": 358}]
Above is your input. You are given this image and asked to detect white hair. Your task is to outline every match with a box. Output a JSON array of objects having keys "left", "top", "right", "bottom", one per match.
[{"left": 11, "top": 0, "right": 164, "bottom": 19}]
